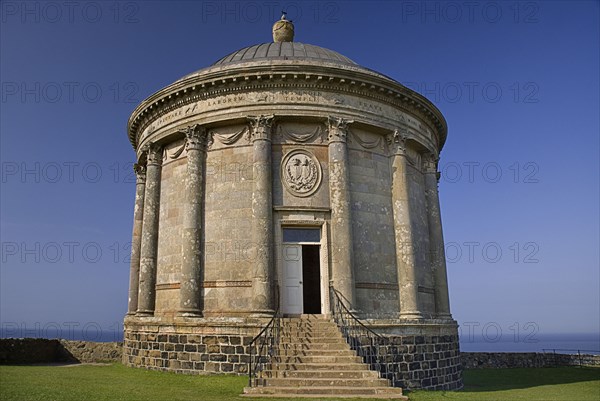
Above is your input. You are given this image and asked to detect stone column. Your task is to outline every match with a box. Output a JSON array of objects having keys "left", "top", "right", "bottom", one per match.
[
  {"left": 327, "top": 116, "right": 356, "bottom": 309},
  {"left": 136, "top": 143, "right": 163, "bottom": 316},
  {"left": 179, "top": 125, "right": 207, "bottom": 316},
  {"left": 424, "top": 153, "right": 452, "bottom": 319},
  {"left": 248, "top": 115, "right": 274, "bottom": 315},
  {"left": 127, "top": 163, "right": 146, "bottom": 315},
  {"left": 387, "top": 130, "right": 422, "bottom": 319}
]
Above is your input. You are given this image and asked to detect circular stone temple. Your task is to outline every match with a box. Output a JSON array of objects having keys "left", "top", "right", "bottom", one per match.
[{"left": 123, "top": 19, "right": 462, "bottom": 391}]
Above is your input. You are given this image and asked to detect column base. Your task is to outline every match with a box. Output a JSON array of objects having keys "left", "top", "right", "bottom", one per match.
[
  {"left": 135, "top": 310, "right": 154, "bottom": 317},
  {"left": 399, "top": 311, "right": 424, "bottom": 319},
  {"left": 250, "top": 309, "right": 276, "bottom": 318},
  {"left": 177, "top": 310, "right": 202, "bottom": 317},
  {"left": 436, "top": 312, "right": 453, "bottom": 320}
]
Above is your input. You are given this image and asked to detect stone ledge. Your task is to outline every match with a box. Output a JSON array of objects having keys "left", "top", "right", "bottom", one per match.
[
  {"left": 461, "top": 352, "right": 600, "bottom": 369},
  {"left": 0, "top": 338, "right": 122, "bottom": 364}
]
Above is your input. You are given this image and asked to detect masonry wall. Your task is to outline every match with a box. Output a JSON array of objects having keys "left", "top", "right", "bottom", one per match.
[
  {"left": 377, "top": 333, "right": 463, "bottom": 390},
  {"left": 348, "top": 129, "right": 398, "bottom": 318},
  {"left": 0, "top": 339, "right": 122, "bottom": 364},
  {"left": 461, "top": 352, "right": 600, "bottom": 369},
  {"left": 122, "top": 330, "right": 255, "bottom": 374},
  {"left": 203, "top": 127, "right": 255, "bottom": 315},
  {"left": 155, "top": 139, "right": 187, "bottom": 316},
  {"left": 406, "top": 158, "right": 436, "bottom": 317},
  {"left": 4, "top": 337, "right": 597, "bottom": 370}
]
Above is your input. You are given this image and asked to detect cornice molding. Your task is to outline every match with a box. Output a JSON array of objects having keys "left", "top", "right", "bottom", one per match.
[{"left": 128, "top": 65, "right": 447, "bottom": 153}]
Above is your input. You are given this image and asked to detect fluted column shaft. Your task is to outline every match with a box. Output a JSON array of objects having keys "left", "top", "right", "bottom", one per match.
[
  {"left": 137, "top": 143, "right": 162, "bottom": 315},
  {"left": 388, "top": 131, "right": 422, "bottom": 319},
  {"left": 179, "top": 125, "right": 207, "bottom": 316},
  {"left": 249, "top": 115, "right": 274, "bottom": 314},
  {"left": 424, "top": 154, "right": 452, "bottom": 319},
  {"left": 327, "top": 116, "right": 356, "bottom": 309},
  {"left": 127, "top": 163, "right": 146, "bottom": 314}
]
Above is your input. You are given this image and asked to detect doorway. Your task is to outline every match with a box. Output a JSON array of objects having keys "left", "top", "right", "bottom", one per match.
[
  {"left": 281, "top": 228, "right": 322, "bottom": 315},
  {"left": 301, "top": 245, "right": 321, "bottom": 314}
]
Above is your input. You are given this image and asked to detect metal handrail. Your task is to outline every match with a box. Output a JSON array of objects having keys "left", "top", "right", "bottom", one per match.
[
  {"left": 542, "top": 348, "right": 600, "bottom": 367},
  {"left": 329, "top": 286, "right": 394, "bottom": 383},
  {"left": 248, "top": 287, "right": 280, "bottom": 387},
  {"left": 542, "top": 348, "right": 600, "bottom": 353}
]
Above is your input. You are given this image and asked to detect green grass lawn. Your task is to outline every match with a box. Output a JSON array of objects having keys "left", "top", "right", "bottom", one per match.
[
  {"left": 410, "top": 366, "right": 600, "bottom": 401},
  {"left": 0, "top": 364, "right": 598, "bottom": 401}
]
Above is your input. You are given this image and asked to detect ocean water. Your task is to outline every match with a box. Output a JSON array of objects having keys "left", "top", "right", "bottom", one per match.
[
  {"left": 459, "top": 333, "right": 600, "bottom": 355},
  {"left": 2, "top": 326, "right": 599, "bottom": 355}
]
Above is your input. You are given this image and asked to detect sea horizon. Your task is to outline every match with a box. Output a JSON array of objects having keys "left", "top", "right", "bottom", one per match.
[
  {"left": 459, "top": 332, "right": 600, "bottom": 355},
  {"left": 1, "top": 327, "right": 598, "bottom": 355}
]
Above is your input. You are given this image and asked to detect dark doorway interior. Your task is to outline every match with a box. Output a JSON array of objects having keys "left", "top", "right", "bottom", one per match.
[{"left": 302, "top": 245, "right": 321, "bottom": 314}]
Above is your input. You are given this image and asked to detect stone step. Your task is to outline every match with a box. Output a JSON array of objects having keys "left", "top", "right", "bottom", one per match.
[
  {"left": 281, "top": 319, "right": 336, "bottom": 324},
  {"left": 280, "top": 332, "right": 340, "bottom": 337},
  {"left": 279, "top": 328, "right": 342, "bottom": 337},
  {"left": 261, "top": 377, "right": 391, "bottom": 388},
  {"left": 281, "top": 321, "right": 337, "bottom": 327},
  {"left": 280, "top": 327, "right": 340, "bottom": 334},
  {"left": 282, "top": 328, "right": 340, "bottom": 333},
  {"left": 278, "top": 342, "right": 349, "bottom": 350},
  {"left": 243, "top": 386, "right": 406, "bottom": 399},
  {"left": 275, "top": 349, "right": 359, "bottom": 357},
  {"left": 280, "top": 315, "right": 328, "bottom": 321},
  {"left": 279, "top": 338, "right": 348, "bottom": 347},
  {"left": 260, "top": 369, "right": 380, "bottom": 379},
  {"left": 274, "top": 355, "right": 364, "bottom": 364},
  {"left": 281, "top": 326, "right": 341, "bottom": 332},
  {"left": 243, "top": 316, "right": 405, "bottom": 399},
  {"left": 269, "top": 362, "right": 369, "bottom": 371}
]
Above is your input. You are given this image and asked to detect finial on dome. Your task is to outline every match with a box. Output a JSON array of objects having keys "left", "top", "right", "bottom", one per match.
[{"left": 272, "top": 11, "right": 294, "bottom": 42}]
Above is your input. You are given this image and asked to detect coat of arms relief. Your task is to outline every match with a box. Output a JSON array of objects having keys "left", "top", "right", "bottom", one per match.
[{"left": 281, "top": 149, "right": 322, "bottom": 197}]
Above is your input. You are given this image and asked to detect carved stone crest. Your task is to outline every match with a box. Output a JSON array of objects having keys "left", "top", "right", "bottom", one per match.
[{"left": 281, "top": 149, "right": 322, "bottom": 197}]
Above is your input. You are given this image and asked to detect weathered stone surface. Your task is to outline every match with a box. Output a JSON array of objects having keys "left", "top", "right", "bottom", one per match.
[
  {"left": 461, "top": 352, "right": 600, "bottom": 369},
  {"left": 0, "top": 339, "right": 122, "bottom": 364},
  {"left": 123, "top": 23, "right": 459, "bottom": 390}
]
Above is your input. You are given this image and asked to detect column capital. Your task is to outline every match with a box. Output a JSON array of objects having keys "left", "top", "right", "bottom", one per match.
[
  {"left": 327, "top": 115, "right": 352, "bottom": 143},
  {"left": 133, "top": 163, "right": 146, "bottom": 183},
  {"left": 248, "top": 115, "right": 274, "bottom": 142},
  {"left": 144, "top": 143, "right": 163, "bottom": 166},
  {"left": 386, "top": 129, "right": 408, "bottom": 156},
  {"left": 422, "top": 152, "right": 439, "bottom": 174},
  {"left": 179, "top": 124, "right": 208, "bottom": 152}
]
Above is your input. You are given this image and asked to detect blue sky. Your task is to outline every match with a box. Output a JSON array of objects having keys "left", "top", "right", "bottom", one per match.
[{"left": 1, "top": 1, "right": 598, "bottom": 344}]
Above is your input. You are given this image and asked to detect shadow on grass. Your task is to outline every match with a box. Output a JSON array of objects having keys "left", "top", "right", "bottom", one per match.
[
  {"left": 461, "top": 367, "right": 600, "bottom": 392},
  {"left": 0, "top": 339, "right": 79, "bottom": 365}
]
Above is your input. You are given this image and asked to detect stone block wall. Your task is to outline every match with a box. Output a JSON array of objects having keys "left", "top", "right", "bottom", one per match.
[
  {"left": 0, "top": 338, "right": 122, "bottom": 364},
  {"left": 372, "top": 333, "right": 462, "bottom": 390},
  {"left": 348, "top": 143, "right": 399, "bottom": 318},
  {"left": 122, "top": 331, "right": 255, "bottom": 374},
  {"left": 461, "top": 352, "right": 600, "bottom": 369},
  {"left": 121, "top": 330, "right": 461, "bottom": 390},
  {"left": 59, "top": 340, "right": 122, "bottom": 363}
]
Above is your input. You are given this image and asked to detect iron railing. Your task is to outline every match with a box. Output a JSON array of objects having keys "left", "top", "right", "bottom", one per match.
[
  {"left": 329, "top": 286, "right": 394, "bottom": 383},
  {"left": 247, "top": 288, "right": 281, "bottom": 387},
  {"left": 542, "top": 348, "right": 600, "bottom": 367}
]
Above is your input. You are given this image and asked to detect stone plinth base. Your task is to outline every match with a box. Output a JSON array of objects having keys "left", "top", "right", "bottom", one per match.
[
  {"left": 123, "top": 315, "right": 268, "bottom": 374},
  {"left": 363, "top": 319, "right": 462, "bottom": 390},
  {"left": 123, "top": 316, "right": 462, "bottom": 390}
]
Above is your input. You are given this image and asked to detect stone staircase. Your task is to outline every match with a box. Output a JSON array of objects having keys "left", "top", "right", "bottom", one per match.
[{"left": 243, "top": 315, "right": 406, "bottom": 399}]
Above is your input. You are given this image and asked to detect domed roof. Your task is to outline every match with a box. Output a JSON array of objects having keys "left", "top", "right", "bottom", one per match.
[{"left": 212, "top": 42, "right": 357, "bottom": 67}]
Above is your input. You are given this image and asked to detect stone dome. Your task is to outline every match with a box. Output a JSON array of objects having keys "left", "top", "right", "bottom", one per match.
[{"left": 212, "top": 42, "right": 357, "bottom": 66}]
